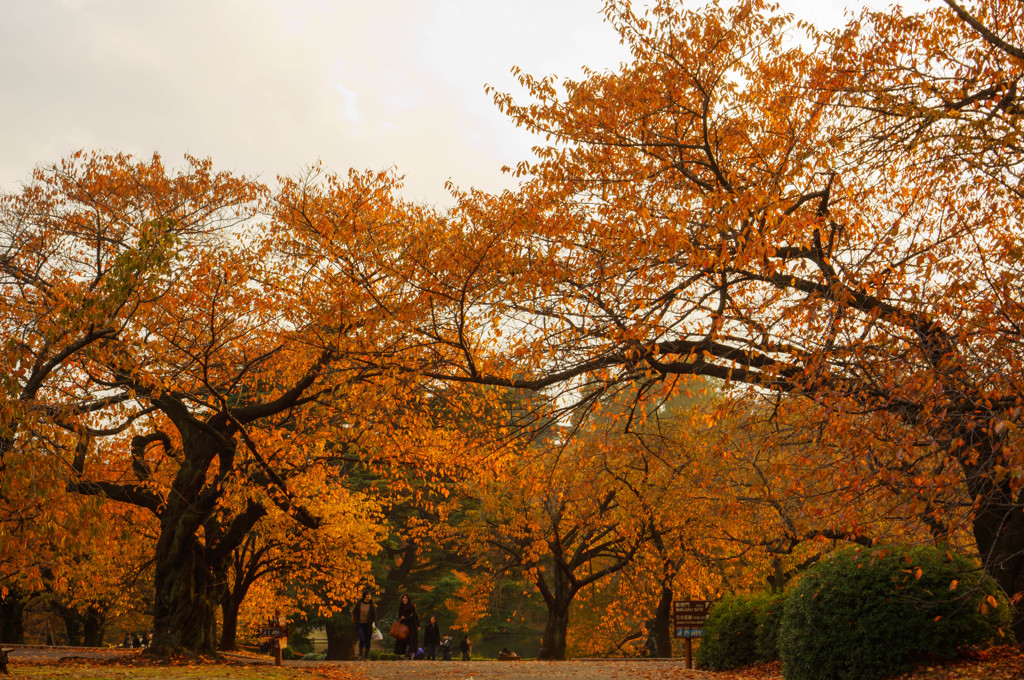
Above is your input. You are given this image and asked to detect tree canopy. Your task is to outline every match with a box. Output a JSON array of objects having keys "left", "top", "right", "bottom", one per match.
[
  {"left": 372, "top": 0, "right": 1024, "bottom": 641},
  {"left": 2, "top": 0, "right": 1024, "bottom": 658}
]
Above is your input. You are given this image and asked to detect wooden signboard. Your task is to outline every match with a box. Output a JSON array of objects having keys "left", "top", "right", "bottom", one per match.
[
  {"left": 673, "top": 600, "right": 711, "bottom": 669},
  {"left": 673, "top": 599, "right": 710, "bottom": 635},
  {"left": 260, "top": 610, "right": 289, "bottom": 666}
]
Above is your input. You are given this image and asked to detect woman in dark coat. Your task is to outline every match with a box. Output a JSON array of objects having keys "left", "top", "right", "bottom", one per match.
[
  {"left": 395, "top": 593, "right": 419, "bottom": 659},
  {"left": 423, "top": 616, "right": 441, "bottom": 659}
]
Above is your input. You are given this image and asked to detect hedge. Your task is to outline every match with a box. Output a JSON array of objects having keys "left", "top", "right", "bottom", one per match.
[
  {"left": 778, "top": 545, "right": 1012, "bottom": 680},
  {"left": 696, "top": 591, "right": 785, "bottom": 670}
]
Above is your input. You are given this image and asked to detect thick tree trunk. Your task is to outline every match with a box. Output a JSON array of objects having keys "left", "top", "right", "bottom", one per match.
[
  {"left": 969, "top": 489, "right": 1024, "bottom": 642},
  {"left": 150, "top": 529, "right": 219, "bottom": 656},
  {"left": 960, "top": 437, "right": 1024, "bottom": 645},
  {"left": 82, "top": 606, "right": 105, "bottom": 647},
  {"left": 326, "top": 616, "right": 358, "bottom": 660},
  {"left": 61, "top": 613, "right": 82, "bottom": 646},
  {"left": 539, "top": 606, "right": 569, "bottom": 660},
  {"left": 653, "top": 585, "right": 673, "bottom": 658},
  {"left": 538, "top": 562, "right": 574, "bottom": 660},
  {"left": 0, "top": 591, "right": 25, "bottom": 644},
  {"left": 150, "top": 500, "right": 265, "bottom": 656},
  {"left": 53, "top": 601, "right": 106, "bottom": 647},
  {"left": 148, "top": 425, "right": 231, "bottom": 657},
  {"left": 219, "top": 593, "right": 240, "bottom": 651},
  {"left": 647, "top": 524, "right": 675, "bottom": 657}
]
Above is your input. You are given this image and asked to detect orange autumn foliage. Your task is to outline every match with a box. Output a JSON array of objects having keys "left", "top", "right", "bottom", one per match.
[
  {"left": 4, "top": 0, "right": 1024, "bottom": 656},
  {"left": 1, "top": 154, "right": 477, "bottom": 654},
  {"left": 385, "top": 0, "right": 1024, "bottom": 641}
]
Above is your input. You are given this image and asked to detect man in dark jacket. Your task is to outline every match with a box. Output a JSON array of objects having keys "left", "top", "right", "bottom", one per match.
[
  {"left": 352, "top": 587, "right": 377, "bottom": 660},
  {"left": 440, "top": 634, "right": 453, "bottom": 660}
]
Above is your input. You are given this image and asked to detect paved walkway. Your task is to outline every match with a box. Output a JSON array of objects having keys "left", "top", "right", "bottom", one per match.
[
  {"left": 6, "top": 646, "right": 719, "bottom": 679},
  {"left": 297, "top": 659, "right": 709, "bottom": 679}
]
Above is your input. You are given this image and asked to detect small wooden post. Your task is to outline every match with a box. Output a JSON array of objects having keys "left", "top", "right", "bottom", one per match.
[
  {"left": 273, "top": 610, "right": 283, "bottom": 667},
  {"left": 685, "top": 637, "right": 693, "bottom": 669}
]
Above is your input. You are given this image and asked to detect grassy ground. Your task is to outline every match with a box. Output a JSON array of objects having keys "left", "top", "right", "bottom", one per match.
[{"left": 9, "top": 666, "right": 315, "bottom": 680}]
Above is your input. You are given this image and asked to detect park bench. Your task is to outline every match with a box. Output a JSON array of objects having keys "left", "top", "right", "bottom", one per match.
[{"left": 0, "top": 646, "right": 13, "bottom": 675}]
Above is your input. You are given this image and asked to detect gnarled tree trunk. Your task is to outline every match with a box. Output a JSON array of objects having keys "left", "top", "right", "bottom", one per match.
[
  {"left": 540, "top": 608, "right": 569, "bottom": 661},
  {"left": 150, "top": 532, "right": 219, "bottom": 655}
]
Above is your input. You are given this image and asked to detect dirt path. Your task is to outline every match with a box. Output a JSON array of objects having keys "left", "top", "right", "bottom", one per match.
[
  {"left": 300, "top": 659, "right": 709, "bottom": 680},
  {"left": 5, "top": 646, "right": 714, "bottom": 679}
]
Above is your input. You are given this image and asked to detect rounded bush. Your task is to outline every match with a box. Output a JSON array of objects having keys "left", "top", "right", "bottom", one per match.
[
  {"left": 753, "top": 592, "right": 785, "bottom": 662},
  {"left": 778, "top": 545, "right": 1012, "bottom": 680},
  {"left": 696, "top": 591, "right": 785, "bottom": 670}
]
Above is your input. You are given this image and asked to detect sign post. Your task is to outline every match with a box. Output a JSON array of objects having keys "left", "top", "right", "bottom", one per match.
[
  {"left": 673, "top": 600, "right": 710, "bottom": 669},
  {"left": 259, "top": 609, "right": 289, "bottom": 667}
]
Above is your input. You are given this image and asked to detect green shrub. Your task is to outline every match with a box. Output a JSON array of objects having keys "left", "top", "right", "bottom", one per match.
[
  {"left": 696, "top": 591, "right": 785, "bottom": 670},
  {"left": 753, "top": 591, "right": 785, "bottom": 662},
  {"left": 779, "top": 545, "right": 1012, "bottom": 680}
]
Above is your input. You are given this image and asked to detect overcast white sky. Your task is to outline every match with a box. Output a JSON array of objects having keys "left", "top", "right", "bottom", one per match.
[{"left": 1, "top": 0, "right": 931, "bottom": 206}]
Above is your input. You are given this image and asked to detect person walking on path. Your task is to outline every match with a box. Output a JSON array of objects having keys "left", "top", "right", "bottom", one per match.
[
  {"left": 459, "top": 634, "right": 472, "bottom": 660},
  {"left": 395, "top": 593, "right": 420, "bottom": 659},
  {"left": 423, "top": 616, "right": 440, "bottom": 659},
  {"left": 440, "top": 634, "right": 453, "bottom": 660},
  {"left": 352, "top": 587, "right": 377, "bottom": 661}
]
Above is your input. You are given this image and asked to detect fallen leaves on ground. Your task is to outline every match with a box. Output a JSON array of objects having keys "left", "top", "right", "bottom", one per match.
[
  {"left": 703, "top": 646, "right": 1023, "bottom": 680},
  {"left": 7, "top": 647, "right": 1022, "bottom": 680},
  {"left": 889, "top": 646, "right": 1024, "bottom": 680}
]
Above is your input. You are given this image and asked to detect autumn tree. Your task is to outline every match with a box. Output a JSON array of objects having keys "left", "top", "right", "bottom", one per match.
[
  {"left": 0, "top": 153, "right": 191, "bottom": 641},
  {"left": 218, "top": 470, "right": 385, "bottom": 651},
  {"left": 371, "top": 0, "right": 1024, "bottom": 639},
  {"left": 0, "top": 152, "right": 252, "bottom": 646},
  {"left": 1, "top": 153, "right": 453, "bottom": 655},
  {"left": 46, "top": 162, "right": 331, "bottom": 656},
  {"left": 286, "top": 454, "right": 470, "bottom": 661},
  {"left": 40, "top": 499, "right": 158, "bottom": 647},
  {"left": 547, "top": 385, "right": 769, "bottom": 658},
  {"left": 567, "top": 386, "right": 730, "bottom": 658},
  {"left": 468, "top": 424, "right": 650, "bottom": 660}
]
